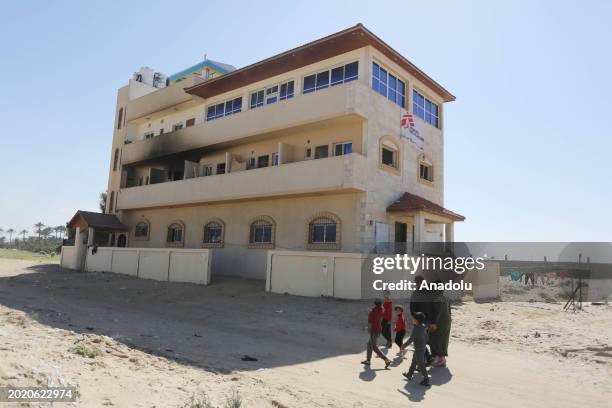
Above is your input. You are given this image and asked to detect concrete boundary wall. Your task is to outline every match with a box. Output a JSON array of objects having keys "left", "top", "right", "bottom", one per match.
[
  {"left": 84, "top": 247, "right": 211, "bottom": 285},
  {"left": 60, "top": 246, "right": 80, "bottom": 270},
  {"left": 266, "top": 250, "right": 367, "bottom": 299}
]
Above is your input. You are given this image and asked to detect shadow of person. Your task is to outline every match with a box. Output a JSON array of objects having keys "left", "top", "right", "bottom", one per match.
[
  {"left": 358, "top": 364, "right": 390, "bottom": 382},
  {"left": 398, "top": 367, "right": 453, "bottom": 402}
]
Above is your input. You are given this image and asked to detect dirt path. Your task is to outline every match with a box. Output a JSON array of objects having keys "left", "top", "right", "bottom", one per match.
[{"left": 0, "top": 259, "right": 610, "bottom": 407}]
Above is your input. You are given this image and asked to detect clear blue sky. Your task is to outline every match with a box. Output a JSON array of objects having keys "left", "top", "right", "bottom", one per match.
[{"left": 0, "top": 0, "right": 610, "bottom": 241}]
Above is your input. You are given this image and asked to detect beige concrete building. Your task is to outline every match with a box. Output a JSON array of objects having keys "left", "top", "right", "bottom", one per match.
[{"left": 102, "top": 24, "right": 464, "bottom": 280}]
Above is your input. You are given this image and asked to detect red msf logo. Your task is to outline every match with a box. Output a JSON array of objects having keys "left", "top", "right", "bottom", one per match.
[{"left": 401, "top": 113, "right": 415, "bottom": 128}]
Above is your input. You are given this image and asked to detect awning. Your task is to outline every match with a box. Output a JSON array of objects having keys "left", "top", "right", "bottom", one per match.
[
  {"left": 67, "top": 211, "right": 128, "bottom": 232},
  {"left": 387, "top": 192, "right": 465, "bottom": 222}
]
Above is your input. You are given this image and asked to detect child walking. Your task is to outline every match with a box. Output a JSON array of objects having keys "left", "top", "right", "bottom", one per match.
[
  {"left": 361, "top": 299, "right": 391, "bottom": 368},
  {"left": 401, "top": 312, "right": 430, "bottom": 386},
  {"left": 381, "top": 291, "right": 393, "bottom": 348},
  {"left": 393, "top": 305, "right": 407, "bottom": 350}
]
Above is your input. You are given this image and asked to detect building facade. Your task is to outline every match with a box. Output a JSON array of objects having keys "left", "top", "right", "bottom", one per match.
[{"left": 104, "top": 24, "right": 464, "bottom": 279}]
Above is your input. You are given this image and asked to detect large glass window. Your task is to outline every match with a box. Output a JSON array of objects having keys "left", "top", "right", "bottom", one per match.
[
  {"left": 250, "top": 80, "right": 294, "bottom": 109},
  {"left": 206, "top": 96, "right": 242, "bottom": 121},
  {"left": 303, "top": 61, "right": 358, "bottom": 94},
  {"left": 372, "top": 62, "right": 406, "bottom": 108},
  {"left": 310, "top": 219, "right": 337, "bottom": 244},
  {"left": 413, "top": 90, "right": 439, "bottom": 128}
]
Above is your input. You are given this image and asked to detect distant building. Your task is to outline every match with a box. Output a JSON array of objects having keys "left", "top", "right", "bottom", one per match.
[{"left": 103, "top": 24, "right": 464, "bottom": 279}]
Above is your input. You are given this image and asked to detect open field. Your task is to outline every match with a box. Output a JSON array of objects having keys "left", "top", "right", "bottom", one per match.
[
  {"left": 0, "top": 258, "right": 610, "bottom": 407},
  {"left": 0, "top": 248, "right": 60, "bottom": 262}
]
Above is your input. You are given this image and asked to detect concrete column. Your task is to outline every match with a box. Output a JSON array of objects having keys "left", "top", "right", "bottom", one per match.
[
  {"left": 87, "top": 227, "right": 95, "bottom": 246},
  {"left": 445, "top": 223, "right": 455, "bottom": 243},
  {"left": 413, "top": 213, "right": 426, "bottom": 249}
]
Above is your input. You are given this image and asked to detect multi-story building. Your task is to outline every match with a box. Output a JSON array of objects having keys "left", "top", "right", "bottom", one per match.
[{"left": 104, "top": 24, "right": 464, "bottom": 279}]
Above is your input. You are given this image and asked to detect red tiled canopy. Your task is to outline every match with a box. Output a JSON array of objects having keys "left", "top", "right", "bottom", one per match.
[
  {"left": 68, "top": 211, "right": 128, "bottom": 231},
  {"left": 387, "top": 192, "right": 465, "bottom": 221}
]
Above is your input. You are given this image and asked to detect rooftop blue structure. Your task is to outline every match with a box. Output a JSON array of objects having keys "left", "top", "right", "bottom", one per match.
[{"left": 168, "top": 59, "right": 236, "bottom": 82}]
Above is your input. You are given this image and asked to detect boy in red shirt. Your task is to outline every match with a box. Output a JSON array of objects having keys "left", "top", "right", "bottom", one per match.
[
  {"left": 361, "top": 299, "right": 391, "bottom": 368},
  {"left": 382, "top": 291, "right": 393, "bottom": 347},
  {"left": 394, "top": 305, "right": 407, "bottom": 351}
]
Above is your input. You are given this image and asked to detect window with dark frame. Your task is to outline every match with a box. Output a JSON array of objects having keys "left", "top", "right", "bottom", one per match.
[
  {"left": 303, "top": 61, "right": 358, "bottom": 94},
  {"left": 206, "top": 97, "right": 242, "bottom": 121},
  {"left": 372, "top": 62, "right": 406, "bottom": 108},
  {"left": 333, "top": 142, "right": 352, "bottom": 156},
  {"left": 167, "top": 223, "right": 183, "bottom": 243},
  {"left": 309, "top": 218, "right": 338, "bottom": 244},
  {"left": 314, "top": 145, "right": 329, "bottom": 159},
  {"left": 257, "top": 155, "right": 269, "bottom": 168},
  {"left": 250, "top": 221, "right": 273, "bottom": 244},
  {"left": 134, "top": 222, "right": 149, "bottom": 238},
  {"left": 203, "top": 222, "right": 223, "bottom": 244},
  {"left": 216, "top": 163, "right": 226, "bottom": 174},
  {"left": 420, "top": 163, "right": 433, "bottom": 182},
  {"left": 186, "top": 118, "right": 195, "bottom": 127},
  {"left": 413, "top": 90, "right": 439, "bottom": 128},
  {"left": 382, "top": 147, "right": 397, "bottom": 168}
]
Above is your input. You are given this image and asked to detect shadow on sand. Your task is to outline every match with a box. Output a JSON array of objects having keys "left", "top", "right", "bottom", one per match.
[
  {"left": 0, "top": 263, "right": 378, "bottom": 375},
  {"left": 398, "top": 366, "right": 453, "bottom": 402}
]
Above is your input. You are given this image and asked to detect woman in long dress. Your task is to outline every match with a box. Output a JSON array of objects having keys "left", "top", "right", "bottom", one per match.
[{"left": 428, "top": 284, "right": 451, "bottom": 367}]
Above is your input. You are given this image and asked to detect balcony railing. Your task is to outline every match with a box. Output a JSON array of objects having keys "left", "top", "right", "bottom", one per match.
[
  {"left": 117, "top": 153, "right": 367, "bottom": 210},
  {"left": 121, "top": 81, "right": 369, "bottom": 166}
]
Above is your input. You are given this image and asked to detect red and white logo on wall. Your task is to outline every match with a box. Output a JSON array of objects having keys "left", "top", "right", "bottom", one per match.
[{"left": 400, "top": 109, "right": 424, "bottom": 151}]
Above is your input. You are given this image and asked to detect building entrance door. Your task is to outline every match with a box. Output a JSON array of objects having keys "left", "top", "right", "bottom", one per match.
[{"left": 394, "top": 222, "right": 408, "bottom": 253}]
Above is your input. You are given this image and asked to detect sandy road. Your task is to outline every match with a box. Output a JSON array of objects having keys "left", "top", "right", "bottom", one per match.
[{"left": 0, "top": 259, "right": 610, "bottom": 407}]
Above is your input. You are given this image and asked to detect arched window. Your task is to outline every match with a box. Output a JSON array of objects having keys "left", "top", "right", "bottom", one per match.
[
  {"left": 249, "top": 216, "right": 275, "bottom": 248},
  {"left": 108, "top": 191, "right": 114, "bottom": 213},
  {"left": 117, "top": 108, "right": 123, "bottom": 130},
  {"left": 113, "top": 148, "right": 120, "bottom": 171},
  {"left": 166, "top": 221, "right": 185, "bottom": 247},
  {"left": 418, "top": 154, "right": 434, "bottom": 183},
  {"left": 134, "top": 220, "right": 150, "bottom": 240},
  {"left": 307, "top": 212, "right": 341, "bottom": 250},
  {"left": 379, "top": 136, "right": 400, "bottom": 174},
  {"left": 203, "top": 219, "right": 224, "bottom": 248}
]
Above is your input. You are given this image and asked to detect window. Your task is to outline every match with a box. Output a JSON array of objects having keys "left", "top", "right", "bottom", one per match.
[
  {"left": 419, "top": 154, "right": 434, "bottom": 182},
  {"left": 144, "top": 132, "right": 154, "bottom": 139},
  {"left": 166, "top": 222, "right": 184, "bottom": 246},
  {"left": 203, "top": 219, "right": 224, "bottom": 247},
  {"left": 173, "top": 123, "right": 184, "bottom": 131},
  {"left": 272, "top": 152, "right": 279, "bottom": 166},
  {"left": 249, "top": 216, "right": 275, "bottom": 247},
  {"left": 307, "top": 213, "right": 341, "bottom": 250},
  {"left": 257, "top": 155, "right": 269, "bottom": 168},
  {"left": 117, "top": 108, "right": 123, "bottom": 130},
  {"left": 333, "top": 142, "right": 352, "bottom": 156},
  {"left": 113, "top": 148, "right": 120, "bottom": 171},
  {"left": 372, "top": 62, "right": 406, "bottom": 108},
  {"left": 247, "top": 157, "right": 256, "bottom": 170},
  {"left": 134, "top": 221, "right": 149, "bottom": 240},
  {"left": 206, "top": 97, "right": 242, "bottom": 121},
  {"left": 216, "top": 163, "right": 226, "bottom": 174},
  {"left": 303, "top": 62, "right": 358, "bottom": 94},
  {"left": 250, "top": 80, "right": 294, "bottom": 109},
  {"left": 382, "top": 147, "right": 397, "bottom": 167},
  {"left": 186, "top": 118, "right": 195, "bottom": 127},
  {"left": 201, "top": 165, "right": 213, "bottom": 177},
  {"left": 413, "top": 90, "right": 439, "bottom": 128},
  {"left": 304, "top": 147, "right": 312, "bottom": 159},
  {"left": 379, "top": 136, "right": 400, "bottom": 173},
  {"left": 314, "top": 145, "right": 329, "bottom": 159}
]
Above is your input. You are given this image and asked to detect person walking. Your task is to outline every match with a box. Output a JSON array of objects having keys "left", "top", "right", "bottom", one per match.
[
  {"left": 429, "top": 281, "right": 452, "bottom": 367},
  {"left": 361, "top": 299, "right": 391, "bottom": 368}
]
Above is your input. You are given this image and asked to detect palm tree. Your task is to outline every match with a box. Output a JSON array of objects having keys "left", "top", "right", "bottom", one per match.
[
  {"left": 33, "top": 222, "right": 45, "bottom": 241},
  {"left": 41, "top": 227, "right": 53, "bottom": 240},
  {"left": 54, "top": 226, "right": 66, "bottom": 240},
  {"left": 20, "top": 229, "right": 27, "bottom": 241},
  {"left": 6, "top": 228, "right": 15, "bottom": 245},
  {"left": 0, "top": 228, "right": 4, "bottom": 237}
]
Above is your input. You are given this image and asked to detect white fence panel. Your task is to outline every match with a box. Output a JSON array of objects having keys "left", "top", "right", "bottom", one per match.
[{"left": 138, "top": 250, "right": 170, "bottom": 281}]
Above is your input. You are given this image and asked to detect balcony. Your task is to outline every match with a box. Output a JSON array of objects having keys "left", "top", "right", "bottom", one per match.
[
  {"left": 125, "top": 76, "right": 206, "bottom": 122},
  {"left": 121, "top": 81, "right": 370, "bottom": 166},
  {"left": 116, "top": 154, "right": 367, "bottom": 210}
]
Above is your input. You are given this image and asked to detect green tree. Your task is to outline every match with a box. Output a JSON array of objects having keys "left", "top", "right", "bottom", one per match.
[
  {"left": 33, "top": 222, "right": 45, "bottom": 241},
  {"left": 6, "top": 228, "right": 15, "bottom": 245},
  {"left": 41, "top": 227, "right": 53, "bottom": 240},
  {"left": 20, "top": 229, "right": 28, "bottom": 241},
  {"left": 54, "top": 226, "right": 66, "bottom": 240}
]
